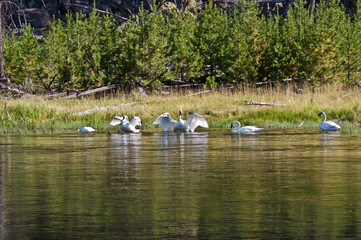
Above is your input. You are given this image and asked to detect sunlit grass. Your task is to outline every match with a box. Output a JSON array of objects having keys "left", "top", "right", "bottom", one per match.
[{"left": 1, "top": 84, "right": 360, "bottom": 133}]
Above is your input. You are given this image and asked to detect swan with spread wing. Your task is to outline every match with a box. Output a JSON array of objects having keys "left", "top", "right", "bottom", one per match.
[
  {"left": 153, "top": 110, "right": 209, "bottom": 132},
  {"left": 110, "top": 115, "right": 142, "bottom": 133}
]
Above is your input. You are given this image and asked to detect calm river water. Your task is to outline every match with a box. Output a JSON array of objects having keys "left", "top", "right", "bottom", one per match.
[{"left": 0, "top": 129, "right": 361, "bottom": 239}]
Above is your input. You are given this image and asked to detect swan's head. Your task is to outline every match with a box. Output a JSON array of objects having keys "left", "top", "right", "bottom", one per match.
[
  {"left": 318, "top": 111, "right": 325, "bottom": 117},
  {"left": 230, "top": 121, "right": 241, "bottom": 129},
  {"left": 122, "top": 115, "right": 129, "bottom": 122},
  {"left": 179, "top": 110, "right": 183, "bottom": 116}
]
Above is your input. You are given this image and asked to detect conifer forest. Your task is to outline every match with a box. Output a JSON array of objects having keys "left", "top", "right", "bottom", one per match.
[{"left": 2, "top": 0, "right": 361, "bottom": 93}]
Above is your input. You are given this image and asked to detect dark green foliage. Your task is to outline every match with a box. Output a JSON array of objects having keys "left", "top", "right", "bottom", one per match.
[
  {"left": 195, "top": 1, "right": 230, "bottom": 81},
  {"left": 227, "top": 0, "right": 263, "bottom": 83},
  {"left": 2, "top": 0, "right": 361, "bottom": 92}
]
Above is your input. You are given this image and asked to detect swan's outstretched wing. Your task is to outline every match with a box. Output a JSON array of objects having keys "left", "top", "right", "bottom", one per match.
[
  {"left": 153, "top": 113, "right": 176, "bottom": 131},
  {"left": 186, "top": 113, "right": 209, "bottom": 132},
  {"left": 129, "top": 116, "right": 142, "bottom": 127},
  {"left": 110, "top": 116, "right": 123, "bottom": 126}
]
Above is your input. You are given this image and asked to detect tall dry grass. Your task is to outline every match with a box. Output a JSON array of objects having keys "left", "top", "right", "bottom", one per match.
[{"left": 1, "top": 84, "right": 360, "bottom": 132}]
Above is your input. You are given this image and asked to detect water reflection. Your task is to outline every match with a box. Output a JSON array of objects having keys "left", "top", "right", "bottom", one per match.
[
  {"left": 110, "top": 133, "right": 142, "bottom": 172},
  {"left": 2, "top": 131, "right": 361, "bottom": 239},
  {"left": 153, "top": 132, "right": 208, "bottom": 162},
  {"left": 320, "top": 131, "right": 341, "bottom": 157},
  {"left": 231, "top": 134, "right": 260, "bottom": 149}
]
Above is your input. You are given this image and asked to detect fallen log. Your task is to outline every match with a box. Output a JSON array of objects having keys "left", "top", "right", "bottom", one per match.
[
  {"left": 43, "top": 101, "right": 147, "bottom": 122},
  {"left": 42, "top": 92, "right": 67, "bottom": 99},
  {"left": 244, "top": 101, "right": 287, "bottom": 106},
  {"left": 44, "top": 84, "right": 119, "bottom": 100},
  {"left": 161, "top": 83, "right": 204, "bottom": 89},
  {"left": 255, "top": 78, "right": 295, "bottom": 86},
  {"left": 73, "top": 101, "right": 144, "bottom": 116},
  {"left": 186, "top": 86, "right": 234, "bottom": 96},
  {"left": 339, "top": 93, "right": 352, "bottom": 99},
  {"left": 0, "top": 81, "right": 27, "bottom": 98}
]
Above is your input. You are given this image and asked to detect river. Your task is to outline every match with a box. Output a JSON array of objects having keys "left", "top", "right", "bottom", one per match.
[{"left": 0, "top": 129, "right": 360, "bottom": 239}]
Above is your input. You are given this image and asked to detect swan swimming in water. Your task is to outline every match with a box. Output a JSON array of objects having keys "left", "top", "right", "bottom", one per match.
[
  {"left": 110, "top": 115, "right": 142, "bottom": 133},
  {"left": 153, "top": 110, "right": 209, "bottom": 132},
  {"left": 318, "top": 111, "right": 341, "bottom": 131},
  {"left": 78, "top": 127, "right": 97, "bottom": 133},
  {"left": 230, "top": 121, "right": 263, "bottom": 134}
]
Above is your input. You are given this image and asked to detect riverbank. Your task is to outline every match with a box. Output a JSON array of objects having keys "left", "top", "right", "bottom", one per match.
[{"left": 1, "top": 84, "right": 360, "bottom": 133}]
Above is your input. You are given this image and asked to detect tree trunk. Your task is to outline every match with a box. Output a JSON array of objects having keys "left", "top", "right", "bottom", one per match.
[
  {"left": 0, "top": 2, "right": 5, "bottom": 78},
  {"left": 309, "top": 0, "right": 316, "bottom": 20}
]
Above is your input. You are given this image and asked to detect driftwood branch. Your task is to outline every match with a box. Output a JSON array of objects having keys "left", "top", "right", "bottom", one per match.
[
  {"left": 255, "top": 78, "right": 295, "bottom": 86},
  {"left": 244, "top": 101, "right": 287, "bottom": 106},
  {"left": 43, "top": 101, "right": 147, "bottom": 122},
  {"left": 65, "top": 3, "right": 129, "bottom": 21},
  {"left": 4, "top": 102, "right": 11, "bottom": 121},
  {"left": 42, "top": 92, "right": 67, "bottom": 99},
  {"left": 186, "top": 86, "right": 234, "bottom": 96},
  {"left": 44, "top": 84, "right": 119, "bottom": 100},
  {"left": 339, "top": 93, "right": 352, "bottom": 99},
  {"left": 161, "top": 83, "right": 204, "bottom": 88}
]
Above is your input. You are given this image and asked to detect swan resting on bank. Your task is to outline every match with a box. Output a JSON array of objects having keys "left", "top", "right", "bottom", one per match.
[
  {"left": 78, "top": 127, "right": 97, "bottom": 133},
  {"left": 110, "top": 115, "right": 142, "bottom": 133},
  {"left": 230, "top": 121, "right": 263, "bottom": 134},
  {"left": 318, "top": 111, "right": 341, "bottom": 131},
  {"left": 153, "top": 110, "right": 209, "bottom": 132}
]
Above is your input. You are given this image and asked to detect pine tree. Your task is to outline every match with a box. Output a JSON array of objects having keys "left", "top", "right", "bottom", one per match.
[
  {"left": 226, "top": 2, "right": 255, "bottom": 83},
  {"left": 312, "top": 0, "right": 346, "bottom": 84},
  {"left": 234, "top": 0, "right": 267, "bottom": 82},
  {"left": 4, "top": 25, "right": 40, "bottom": 90},
  {"left": 167, "top": 9, "right": 201, "bottom": 84},
  {"left": 335, "top": 1, "right": 361, "bottom": 84},
  {"left": 285, "top": 0, "right": 316, "bottom": 81},
  {"left": 194, "top": 0, "right": 230, "bottom": 82}
]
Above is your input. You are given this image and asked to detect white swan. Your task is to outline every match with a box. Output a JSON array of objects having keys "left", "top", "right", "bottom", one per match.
[
  {"left": 110, "top": 115, "right": 142, "bottom": 133},
  {"left": 318, "top": 111, "right": 341, "bottom": 131},
  {"left": 78, "top": 127, "right": 97, "bottom": 133},
  {"left": 231, "top": 121, "right": 263, "bottom": 134},
  {"left": 153, "top": 110, "right": 209, "bottom": 132}
]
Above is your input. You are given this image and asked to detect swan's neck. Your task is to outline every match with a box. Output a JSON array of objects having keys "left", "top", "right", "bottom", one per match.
[
  {"left": 122, "top": 116, "right": 129, "bottom": 124},
  {"left": 232, "top": 121, "right": 241, "bottom": 132},
  {"left": 322, "top": 112, "right": 326, "bottom": 123}
]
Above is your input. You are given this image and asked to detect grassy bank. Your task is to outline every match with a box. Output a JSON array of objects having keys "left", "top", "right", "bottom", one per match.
[{"left": 1, "top": 84, "right": 361, "bottom": 133}]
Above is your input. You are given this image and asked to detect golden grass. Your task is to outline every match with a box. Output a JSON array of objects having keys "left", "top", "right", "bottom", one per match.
[{"left": 1, "top": 83, "right": 361, "bottom": 132}]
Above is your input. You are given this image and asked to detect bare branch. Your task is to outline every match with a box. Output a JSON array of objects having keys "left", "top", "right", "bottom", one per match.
[
  {"left": 65, "top": 3, "right": 129, "bottom": 22},
  {"left": 244, "top": 101, "right": 287, "bottom": 106},
  {"left": 4, "top": 102, "right": 12, "bottom": 121},
  {"left": 1, "top": 1, "right": 27, "bottom": 27}
]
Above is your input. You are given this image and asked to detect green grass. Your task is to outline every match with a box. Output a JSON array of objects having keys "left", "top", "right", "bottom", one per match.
[{"left": 1, "top": 84, "right": 360, "bottom": 133}]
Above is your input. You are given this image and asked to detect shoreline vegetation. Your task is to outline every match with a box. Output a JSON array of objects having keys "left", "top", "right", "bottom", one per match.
[
  {"left": 1, "top": 84, "right": 360, "bottom": 133},
  {"left": 1, "top": 0, "right": 360, "bottom": 133}
]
